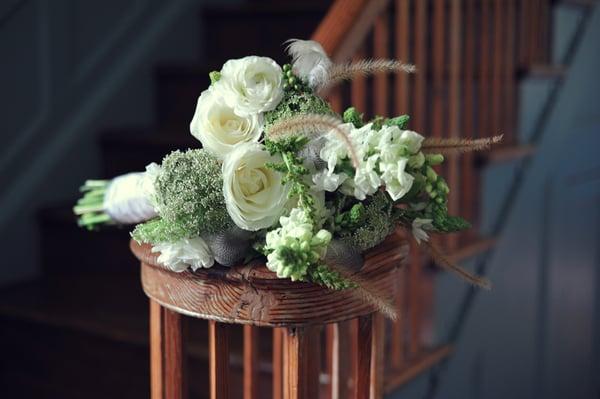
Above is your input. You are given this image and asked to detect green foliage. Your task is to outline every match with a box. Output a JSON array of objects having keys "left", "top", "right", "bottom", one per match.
[
  {"left": 427, "top": 202, "right": 471, "bottom": 233},
  {"left": 340, "top": 192, "right": 395, "bottom": 251},
  {"left": 333, "top": 203, "right": 365, "bottom": 232},
  {"left": 265, "top": 137, "right": 317, "bottom": 223},
  {"left": 154, "top": 149, "right": 232, "bottom": 238},
  {"left": 384, "top": 115, "right": 410, "bottom": 129},
  {"left": 309, "top": 264, "right": 356, "bottom": 290},
  {"left": 343, "top": 107, "right": 364, "bottom": 127},
  {"left": 131, "top": 217, "right": 189, "bottom": 244}
]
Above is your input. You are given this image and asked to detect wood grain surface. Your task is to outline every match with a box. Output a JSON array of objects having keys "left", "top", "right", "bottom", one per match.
[{"left": 132, "top": 234, "right": 408, "bottom": 327}]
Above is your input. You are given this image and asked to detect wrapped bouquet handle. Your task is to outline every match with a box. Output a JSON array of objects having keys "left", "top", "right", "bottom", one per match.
[{"left": 131, "top": 233, "right": 408, "bottom": 398}]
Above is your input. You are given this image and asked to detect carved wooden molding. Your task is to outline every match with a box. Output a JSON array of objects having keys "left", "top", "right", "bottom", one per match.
[{"left": 131, "top": 234, "right": 408, "bottom": 327}]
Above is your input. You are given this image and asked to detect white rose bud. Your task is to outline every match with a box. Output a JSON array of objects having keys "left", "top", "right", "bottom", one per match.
[
  {"left": 190, "top": 88, "right": 262, "bottom": 158},
  {"left": 216, "top": 56, "right": 284, "bottom": 116},
  {"left": 222, "top": 142, "right": 289, "bottom": 231}
]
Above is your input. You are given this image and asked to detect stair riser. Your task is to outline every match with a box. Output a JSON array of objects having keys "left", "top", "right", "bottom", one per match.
[{"left": 0, "top": 317, "right": 271, "bottom": 398}]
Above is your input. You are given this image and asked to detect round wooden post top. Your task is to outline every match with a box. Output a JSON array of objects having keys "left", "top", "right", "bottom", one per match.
[{"left": 131, "top": 233, "right": 408, "bottom": 327}]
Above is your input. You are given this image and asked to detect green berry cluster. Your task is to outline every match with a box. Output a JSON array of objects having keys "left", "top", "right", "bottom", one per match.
[
  {"left": 282, "top": 63, "right": 309, "bottom": 92},
  {"left": 340, "top": 192, "right": 395, "bottom": 252}
]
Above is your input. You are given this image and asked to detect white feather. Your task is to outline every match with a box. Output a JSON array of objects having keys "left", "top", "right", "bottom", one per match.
[{"left": 285, "top": 39, "right": 332, "bottom": 89}]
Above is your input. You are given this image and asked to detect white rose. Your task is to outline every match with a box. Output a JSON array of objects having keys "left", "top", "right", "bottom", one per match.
[
  {"left": 152, "top": 236, "right": 214, "bottom": 272},
  {"left": 190, "top": 88, "right": 263, "bottom": 158},
  {"left": 216, "top": 56, "right": 284, "bottom": 116},
  {"left": 222, "top": 142, "right": 289, "bottom": 231}
]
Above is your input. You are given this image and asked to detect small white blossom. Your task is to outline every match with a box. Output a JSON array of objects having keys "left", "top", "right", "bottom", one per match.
[
  {"left": 412, "top": 218, "right": 434, "bottom": 244},
  {"left": 312, "top": 169, "right": 348, "bottom": 192},
  {"left": 265, "top": 208, "right": 331, "bottom": 281},
  {"left": 152, "top": 237, "right": 214, "bottom": 272}
]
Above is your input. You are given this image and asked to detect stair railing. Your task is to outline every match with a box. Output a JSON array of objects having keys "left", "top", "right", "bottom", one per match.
[{"left": 307, "top": 0, "right": 556, "bottom": 396}]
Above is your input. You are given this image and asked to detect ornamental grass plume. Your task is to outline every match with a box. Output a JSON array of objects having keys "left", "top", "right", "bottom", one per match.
[
  {"left": 319, "top": 59, "right": 416, "bottom": 91},
  {"left": 266, "top": 113, "right": 361, "bottom": 169},
  {"left": 423, "top": 241, "right": 492, "bottom": 289},
  {"left": 422, "top": 135, "right": 504, "bottom": 155},
  {"left": 324, "top": 260, "right": 398, "bottom": 320}
]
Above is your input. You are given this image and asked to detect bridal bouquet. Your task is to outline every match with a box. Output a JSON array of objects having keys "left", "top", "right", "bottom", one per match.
[{"left": 75, "top": 40, "right": 500, "bottom": 316}]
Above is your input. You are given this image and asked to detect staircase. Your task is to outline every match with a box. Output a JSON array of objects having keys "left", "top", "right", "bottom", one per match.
[
  {"left": 0, "top": 0, "right": 595, "bottom": 398},
  {"left": 0, "top": 2, "right": 327, "bottom": 398}
]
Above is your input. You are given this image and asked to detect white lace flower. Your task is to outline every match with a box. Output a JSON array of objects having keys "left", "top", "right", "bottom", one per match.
[
  {"left": 222, "top": 142, "right": 289, "bottom": 231},
  {"left": 190, "top": 88, "right": 262, "bottom": 158},
  {"left": 412, "top": 218, "right": 434, "bottom": 244},
  {"left": 216, "top": 56, "right": 284, "bottom": 116},
  {"left": 152, "top": 237, "right": 214, "bottom": 272}
]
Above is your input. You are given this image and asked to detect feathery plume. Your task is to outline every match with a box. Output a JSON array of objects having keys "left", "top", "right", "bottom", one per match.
[
  {"left": 267, "top": 113, "right": 360, "bottom": 169},
  {"left": 320, "top": 59, "right": 416, "bottom": 90},
  {"left": 326, "top": 262, "right": 398, "bottom": 320},
  {"left": 422, "top": 135, "right": 503, "bottom": 155},
  {"left": 424, "top": 241, "right": 492, "bottom": 289},
  {"left": 285, "top": 39, "right": 332, "bottom": 89}
]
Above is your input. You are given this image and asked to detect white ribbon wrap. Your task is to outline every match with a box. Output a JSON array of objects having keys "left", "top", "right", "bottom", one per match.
[{"left": 103, "top": 172, "right": 158, "bottom": 224}]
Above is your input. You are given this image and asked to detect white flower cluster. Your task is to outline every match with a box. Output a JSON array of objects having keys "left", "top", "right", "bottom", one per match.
[
  {"left": 313, "top": 123, "right": 424, "bottom": 201},
  {"left": 265, "top": 208, "right": 332, "bottom": 281},
  {"left": 190, "top": 56, "right": 284, "bottom": 158}
]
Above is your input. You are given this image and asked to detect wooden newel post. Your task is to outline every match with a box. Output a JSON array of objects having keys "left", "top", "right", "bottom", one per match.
[{"left": 131, "top": 234, "right": 408, "bottom": 399}]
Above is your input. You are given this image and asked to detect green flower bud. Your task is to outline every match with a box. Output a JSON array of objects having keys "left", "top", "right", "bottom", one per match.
[
  {"left": 426, "top": 166, "right": 438, "bottom": 182},
  {"left": 209, "top": 71, "right": 221, "bottom": 85},
  {"left": 426, "top": 153, "right": 444, "bottom": 165}
]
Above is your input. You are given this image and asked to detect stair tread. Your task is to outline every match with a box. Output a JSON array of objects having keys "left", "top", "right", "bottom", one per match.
[
  {"left": 446, "top": 236, "right": 497, "bottom": 264},
  {"left": 478, "top": 144, "right": 536, "bottom": 164},
  {"left": 0, "top": 271, "right": 272, "bottom": 367},
  {"left": 521, "top": 64, "right": 568, "bottom": 79}
]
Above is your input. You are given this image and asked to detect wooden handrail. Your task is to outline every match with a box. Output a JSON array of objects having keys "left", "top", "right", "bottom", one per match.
[{"left": 311, "top": 0, "right": 390, "bottom": 63}]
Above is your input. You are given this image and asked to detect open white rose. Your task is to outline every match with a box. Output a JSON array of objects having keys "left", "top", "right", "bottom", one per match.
[
  {"left": 216, "top": 56, "right": 284, "bottom": 116},
  {"left": 222, "top": 142, "right": 289, "bottom": 231},
  {"left": 190, "top": 88, "right": 263, "bottom": 158}
]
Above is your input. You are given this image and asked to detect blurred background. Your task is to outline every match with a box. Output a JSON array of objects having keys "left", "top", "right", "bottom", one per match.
[{"left": 0, "top": 0, "right": 599, "bottom": 398}]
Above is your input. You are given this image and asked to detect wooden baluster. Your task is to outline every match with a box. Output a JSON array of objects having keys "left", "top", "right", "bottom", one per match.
[
  {"left": 209, "top": 320, "right": 229, "bottom": 399},
  {"left": 407, "top": 240, "right": 422, "bottom": 358},
  {"left": 282, "top": 327, "right": 319, "bottom": 399},
  {"left": 395, "top": 0, "right": 410, "bottom": 116},
  {"left": 351, "top": 47, "right": 368, "bottom": 116},
  {"left": 413, "top": 0, "right": 428, "bottom": 132},
  {"left": 326, "top": 322, "right": 352, "bottom": 399},
  {"left": 492, "top": 0, "right": 505, "bottom": 140},
  {"left": 447, "top": 0, "right": 462, "bottom": 250},
  {"left": 374, "top": 12, "right": 389, "bottom": 116},
  {"left": 390, "top": 262, "right": 407, "bottom": 370},
  {"left": 504, "top": 0, "right": 517, "bottom": 142},
  {"left": 391, "top": 0, "right": 411, "bottom": 372},
  {"left": 370, "top": 314, "right": 385, "bottom": 399},
  {"left": 243, "top": 325, "right": 259, "bottom": 399},
  {"left": 354, "top": 315, "right": 373, "bottom": 399},
  {"left": 150, "top": 300, "right": 186, "bottom": 399},
  {"left": 461, "top": 0, "right": 477, "bottom": 243},
  {"left": 273, "top": 328, "right": 284, "bottom": 399},
  {"left": 328, "top": 86, "right": 344, "bottom": 114}
]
